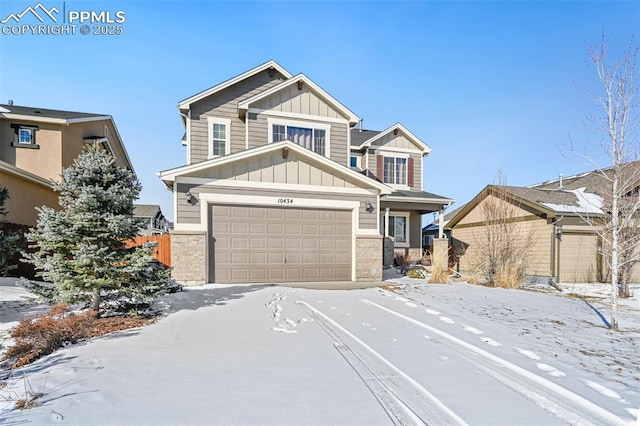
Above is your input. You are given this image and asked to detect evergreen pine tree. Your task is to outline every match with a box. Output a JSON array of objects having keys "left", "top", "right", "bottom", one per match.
[
  {"left": 0, "top": 186, "right": 24, "bottom": 276},
  {"left": 24, "top": 146, "right": 171, "bottom": 316}
]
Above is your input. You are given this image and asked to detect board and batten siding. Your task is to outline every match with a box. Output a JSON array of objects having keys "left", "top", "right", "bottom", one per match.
[
  {"left": 189, "top": 70, "right": 286, "bottom": 163},
  {"left": 368, "top": 148, "right": 422, "bottom": 190},
  {"left": 247, "top": 112, "right": 349, "bottom": 166},
  {"left": 176, "top": 183, "right": 378, "bottom": 230},
  {"left": 255, "top": 86, "right": 344, "bottom": 120}
]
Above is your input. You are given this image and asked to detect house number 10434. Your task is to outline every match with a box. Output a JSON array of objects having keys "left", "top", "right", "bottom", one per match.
[{"left": 277, "top": 198, "right": 294, "bottom": 204}]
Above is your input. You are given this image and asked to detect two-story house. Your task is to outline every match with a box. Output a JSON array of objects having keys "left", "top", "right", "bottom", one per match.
[
  {"left": 133, "top": 204, "right": 170, "bottom": 235},
  {"left": 159, "top": 61, "right": 454, "bottom": 284},
  {"left": 0, "top": 103, "right": 135, "bottom": 227}
]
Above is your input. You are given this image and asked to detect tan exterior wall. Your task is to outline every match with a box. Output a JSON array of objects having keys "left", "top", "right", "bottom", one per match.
[
  {"left": 176, "top": 183, "right": 378, "bottom": 231},
  {"left": 0, "top": 121, "right": 63, "bottom": 181},
  {"left": 171, "top": 231, "right": 207, "bottom": 285},
  {"left": 371, "top": 132, "right": 417, "bottom": 151},
  {"left": 0, "top": 171, "right": 57, "bottom": 226},
  {"left": 255, "top": 86, "right": 345, "bottom": 120},
  {"left": 183, "top": 150, "right": 358, "bottom": 189},
  {"left": 62, "top": 120, "right": 129, "bottom": 170},
  {"left": 356, "top": 235, "right": 383, "bottom": 281},
  {"left": 189, "top": 70, "right": 286, "bottom": 162},
  {"left": 453, "top": 218, "right": 552, "bottom": 278},
  {"left": 457, "top": 195, "right": 536, "bottom": 226},
  {"left": 367, "top": 148, "right": 422, "bottom": 191},
  {"left": 247, "top": 112, "right": 349, "bottom": 166},
  {"left": 558, "top": 233, "right": 599, "bottom": 283}
]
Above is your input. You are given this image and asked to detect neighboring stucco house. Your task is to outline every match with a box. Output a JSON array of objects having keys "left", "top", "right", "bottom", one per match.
[
  {"left": 0, "top": 103, "right": 135, "bottom": 227},
  {"left": 133, "top": 204, "right": 170, "bottom": 235},
  {"left": 448, "top": 169, "right": 640, "bottom": 284},
  {"left": 159, "top": 61, "right": 453, "bottom": 285}
]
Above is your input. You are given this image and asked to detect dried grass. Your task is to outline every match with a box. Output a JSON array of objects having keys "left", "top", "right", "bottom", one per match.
[{"left": 3, "top": 305, "right": 152, "bottom": 369}]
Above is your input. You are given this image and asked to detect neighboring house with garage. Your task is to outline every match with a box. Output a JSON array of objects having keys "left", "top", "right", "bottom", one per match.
[
  {"left": 0, "top": 103, "right": 135, "bottom": 227},
  {"left": 448, "top": 169, "right": 640, "bottom": 284},
  {"left": 159, "top": 60, "right": 454, "bottom": 285}
]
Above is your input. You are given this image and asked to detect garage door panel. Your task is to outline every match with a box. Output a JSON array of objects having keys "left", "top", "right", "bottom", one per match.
[{"left": 212, "top": 205, "right": 352, "bottom": 283}]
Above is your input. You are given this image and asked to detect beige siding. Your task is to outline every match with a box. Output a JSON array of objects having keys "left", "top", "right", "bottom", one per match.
[
  {"left": 453, "top": 218, "right": 552, "bottom": 278},
  {"left": 558, "top": 233, "right": 599, "bottom": 283},
  {"left": 176, "top": 183, "right": 377, "bottom": 231},
  {"left": 368, "top": 149, "right": 422, "bottom": 191},
  {"left": 189, "top": 70, "right": 286, "bottom": 162},
  {"left": 371, "top": 132, "right": 417, "bottom": 150},
  {"left": 255, "top": 86, "right": 344, "bottom": 120},
  {"left": 457, "top": 195, "right": 537, "bottom": 225},
  {"left": 182, "top": 150, "right": 359, "bottom": 189},
  {"left": 248, "top": 113, "right": 348, "bottom": 166}
]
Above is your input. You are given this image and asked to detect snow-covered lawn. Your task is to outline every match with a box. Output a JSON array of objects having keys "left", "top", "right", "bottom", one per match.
[{"left": 0, "top": 276, "right": 638, "bottom": 425}]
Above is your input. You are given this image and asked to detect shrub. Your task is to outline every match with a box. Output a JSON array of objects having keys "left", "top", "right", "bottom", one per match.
[
  {"left": 3, "top": 305, "right": 150, "bottom": 368},
  {"left": 406, "top": 268, "right": 428, "bottom": 279}
]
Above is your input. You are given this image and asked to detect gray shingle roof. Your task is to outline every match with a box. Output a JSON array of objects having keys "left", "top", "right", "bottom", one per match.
[
  {"left": 390, "top": 190, "right": 452, "bottom": 201},
  {"left": 133, "top": 204, "right": 161, "bottom": 218},
  {"left": 351, "top": 129, "right": 381, "bottom": 146},
  {"left": 0, "top": 104, "right": 108, "bottom": 120}
]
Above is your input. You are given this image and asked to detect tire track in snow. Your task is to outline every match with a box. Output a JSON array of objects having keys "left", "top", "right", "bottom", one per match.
[
  {"left": 361, "top": 299, "right": 628, "bottom": 426},
  {"left": 296, "top": 301, "right": 467, "bottom": 426}
]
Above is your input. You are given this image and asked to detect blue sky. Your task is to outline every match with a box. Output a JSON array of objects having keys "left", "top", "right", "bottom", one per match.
[{"left": 1, "top": 0, "right": 638, "bottom": 222}]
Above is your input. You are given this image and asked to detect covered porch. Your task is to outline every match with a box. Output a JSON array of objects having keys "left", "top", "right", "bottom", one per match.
[{"left": 380, "top": 190, "right": 454, "bottom": 266}]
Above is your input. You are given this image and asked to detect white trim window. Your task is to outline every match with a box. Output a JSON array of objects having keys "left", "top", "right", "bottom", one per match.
[
  {"left": 383, "top": 212, "right": 409, "bottom": 247},
  {"left": 383, "top": 156, "right": 408, "bottom": 186},
  {"left": 10, "top": 124, "right": 38, "bottom": 148},
  {"left": 268, "top": 118, "right": 330, "bottom": 157},
  {"left": 207, "top": 117, "right": 231, "bottom": 158}
]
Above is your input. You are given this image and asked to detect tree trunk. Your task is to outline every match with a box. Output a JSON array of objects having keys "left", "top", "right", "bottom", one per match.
[
  {"left": 610, "top": 176, "right": 619, "bottom": 330},
  {"left": 90, "top": 287, "right": 101, "bottom": 317}
]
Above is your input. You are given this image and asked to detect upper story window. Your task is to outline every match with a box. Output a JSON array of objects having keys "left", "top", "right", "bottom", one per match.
[
  {"left": 207, "top": 117, "right": 231, "bottom": 158},
  {"left": 383, "top": 156, "right": 407, "bottom": 186},
  {"left": 10, "top": 124, "right": 39, "bottom": 148},
  {"left": 268, "top": 118, "right": 330, "bottom": 157},
  {"left": 350, "top": 156, "right": 358, "bottom": 168}
]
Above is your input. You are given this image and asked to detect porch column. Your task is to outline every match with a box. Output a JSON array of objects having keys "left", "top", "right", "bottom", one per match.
[
  {"left": 438, "top": 207, "right": 445, "bottom": 239},
  {"left": 384, "top": 208, "right": 390, "bottom": 237}
]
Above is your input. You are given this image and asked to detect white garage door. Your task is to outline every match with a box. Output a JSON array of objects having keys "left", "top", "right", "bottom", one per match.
[{"left": 211, "top": 205, "right": 352, "bottom": 283}]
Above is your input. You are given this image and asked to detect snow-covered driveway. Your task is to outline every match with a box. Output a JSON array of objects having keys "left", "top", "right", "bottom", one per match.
[{"left": 1, "top": 282, "right": 638, "bottom": 425}]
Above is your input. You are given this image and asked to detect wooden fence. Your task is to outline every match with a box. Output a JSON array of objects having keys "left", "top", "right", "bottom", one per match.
[{"left": 127, "top": 234, "right": 171, "bottom": 267}]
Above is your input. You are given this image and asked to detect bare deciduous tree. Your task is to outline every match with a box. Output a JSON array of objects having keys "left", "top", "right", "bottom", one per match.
[
  {"left": 574, "top": 36, "right": 640, "bottom": 330},
  {"left": 472, "top": 183, "right": 536, "bottom": 289}
]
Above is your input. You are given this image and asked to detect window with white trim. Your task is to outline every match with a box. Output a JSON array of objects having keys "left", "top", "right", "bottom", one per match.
[
  {"left": 383, "top": 156, "right": 407, "bottom": 185},
  {"left": 350, "top": 156, "right": 358, "bottom": 168},
  {"left": 269, "top": 119, "right": 330, "bottom": 156},
  {"left": 207, "top": 117, "right": 231, "bottom": 158},
  {"left": 382, "top": 212, "right": 409, "bottom": 247}
]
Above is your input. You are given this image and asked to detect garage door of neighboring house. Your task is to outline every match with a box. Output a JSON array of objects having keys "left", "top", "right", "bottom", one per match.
[
  {"left": 210, "top": 205, "right": 352, "bottom": 283},
  {"left": 559, "top": 234, "right": 598, "bottom": 283}
]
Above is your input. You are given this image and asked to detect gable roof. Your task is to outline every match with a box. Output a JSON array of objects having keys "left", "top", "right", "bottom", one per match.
[
  {"left": 0, "top": 104, "right": 135, "bottom": 174},
  {"left": 177, "top": 60, "right": 293, "bottom": 110},
  {"left": 351, "top": 123, "right": 432, "bottom": 154},
  {"left": 133, "top": 204, "right": 162, "bottom": 218},
  {"left": 351, "top": 129, "right": 382, "bottom": 147},
  {"left": 0, "top": 104, "right": 111, "bottom": 124},
  {"left": 237, "top": 73, "right": 360, "bottom": 124},
  {"left": 447, "top": 183, "right": 609, "bottom": 229},
  {"left": 158, "top": 140, "right": 392, "bottom": 195}
]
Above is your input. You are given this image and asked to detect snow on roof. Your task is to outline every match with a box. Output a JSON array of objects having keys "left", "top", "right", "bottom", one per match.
[{"left": 540, "top": 187, "right": 604, "bottom": 215}]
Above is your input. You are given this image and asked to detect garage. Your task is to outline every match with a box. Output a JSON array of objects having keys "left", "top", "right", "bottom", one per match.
[
  {"left": 210, "top": 205, "right": 352, "bottom": 283},
  {"left": 559, "top": 233, "right": 598, "bottom": 283}
]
